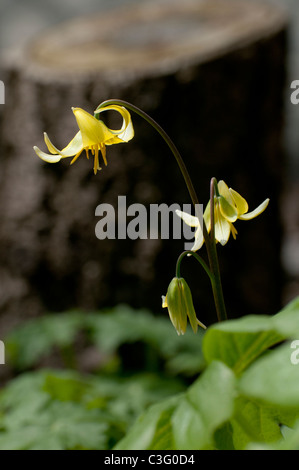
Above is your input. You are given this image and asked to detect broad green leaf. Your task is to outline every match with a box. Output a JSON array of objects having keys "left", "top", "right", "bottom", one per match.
[
  {"left": 114, "top": 395, "right": 182, "bottom": 450},
  {"left": 172, "top": 361, "right": 236, "bottom": 449},
  {"left": 229, "top": 397, "right": 283, "bottom": 449},
  {"left": 213, "top": 422, "right": 234, "bottom": 450},
  {"left": 6, "top": 311, "right": 84, "bottom": 369},
  {"left": 0, "top": 426, "right": 63, "bottom": 450},
  {"left": 0, "top": 401, "right": 108, "bottom": 450},
  {"left": 43, "top": 374, "right": 92, "bottom": 403},
  {"left": 272, "top": 297, "right": 299, "bottom": 338},
  {"left": 247, "top": 420, "right": 299, "bottom": 450},
  {"left": 0, "top": 371, "right": 50, "bottom": 430},
  {"left": 203, "top": 315, "right": 283, "bottom": 374},
  {"left": 273, "top": 421, "right": 299, "bottom": 450},
  {"left": 0, "top": 368, "right": 185, "bottom": 450},
  {"left": 239, "top": 341, "right": 299, "bottom": 408}
]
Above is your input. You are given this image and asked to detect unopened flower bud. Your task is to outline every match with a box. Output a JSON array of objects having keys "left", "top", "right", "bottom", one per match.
[{"left": 162, "top": 277, "right": 206, "bottom": 335}]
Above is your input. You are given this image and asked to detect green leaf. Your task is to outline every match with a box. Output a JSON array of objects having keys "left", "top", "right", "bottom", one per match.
[
  {"left": 247, "top": 420, "right": 299, "bottom": 450},
  {"left": 115, "top": 361, "right": 236, "bottom": 450},
  {"left": 114, "top": 395, "right": 181, "bottom": 450},
  {"left": 272, "top": 297, "right": 299, "bottom": 338},
  {"left": 172, "top": 361, "right": 236, "bottom": 449},
  {"left": 0, "top": 402, "right": 108, "bottom": 450},
  {"left": 202, "top": 315, "right": 284, "bottom": 375},
  {"left": 229, "top": 397, "right": 283, "bottom": 449},
  {"left": 42, "top": 373, "right": 91, "bottom": 403},
  {"left": 239, "top": 341, "right": 299, "bottom": 408},
  {"left": 6, "top": 311, "right": 84, "bottom": 369},
  {"left": 5, "top": 305, "right": 205, "bottom": 376},
  {"left": 0, "top": 366, "right": 186, "bottom": 450}
]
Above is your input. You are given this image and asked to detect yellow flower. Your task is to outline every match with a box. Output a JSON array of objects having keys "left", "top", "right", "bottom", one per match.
[
  {"left": 176, "top": 180, "right": 269, "bottom": 250},
  {"left": 162, "top": 277, "right": 206, "bottom": 335},
  {"left": 34, "top": 105, "right": 134, "bottom": 174}
]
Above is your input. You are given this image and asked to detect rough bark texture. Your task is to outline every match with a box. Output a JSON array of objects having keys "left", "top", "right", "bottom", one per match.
[{"left": 0, "top": 0, "right": 288, "bottom": 337}]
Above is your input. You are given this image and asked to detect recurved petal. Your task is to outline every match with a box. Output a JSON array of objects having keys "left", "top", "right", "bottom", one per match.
[
  {"left": 118, "top": 118, "right": 134, "bottom": 142},
  {"left": 33, "top": 146, "right": 62, "bottom": 163},
  {"left": 239, "top": 198, "right": 270, "bottom": 220},
  {"left": 44, "top": 133, "right": 61, "bottom": 155},
  {"left": 45, "top": 131, "right": 83, "bottom": 158},
  {"left": 175, "top": 209, "right": 200, "bottom": 227},
  {"left": 190, "top": 226, "right": 205, "bottom": 251},
  {"left": 229, "top": 188, "right": 248, "bottom": 215},
  {"left": 97, "top": 105, "right": 134, "bottom": 142}
]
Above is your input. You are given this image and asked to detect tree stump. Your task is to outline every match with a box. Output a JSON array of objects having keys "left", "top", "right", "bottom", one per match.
[{"left": 0, "top": 0, "right": 288, "bottom": 335}]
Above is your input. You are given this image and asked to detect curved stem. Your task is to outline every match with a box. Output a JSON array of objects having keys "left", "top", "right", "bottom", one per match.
[{"left": 176, "top": 250, "right": 214, "bottom": 285}]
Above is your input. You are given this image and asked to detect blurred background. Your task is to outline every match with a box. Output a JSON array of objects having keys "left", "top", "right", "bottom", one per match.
[
  {"left": 0, "top": 0, "right": 298, "bottom": 450},
  {"left": 0, "top": 0, "right": 298, "bottom": 354}
]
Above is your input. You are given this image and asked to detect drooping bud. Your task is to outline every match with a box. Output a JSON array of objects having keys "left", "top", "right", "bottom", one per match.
[{"left": 162, "top": 277, "right": 206, "bottom": 335}]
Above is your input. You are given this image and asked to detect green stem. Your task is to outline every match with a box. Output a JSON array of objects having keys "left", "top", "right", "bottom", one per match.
[
  {"left": 209, "top": 178, "right": 227, "bottom": 322},
  {"left": 176, "top": 250, "right": 214, "bottom": 285}
]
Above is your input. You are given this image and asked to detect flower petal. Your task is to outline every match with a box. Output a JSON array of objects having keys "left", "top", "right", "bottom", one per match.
[
  {"left": 219, "top": 195, "right": 238, "bottom": 222},
  {"left": 190, "top": 226, "right": 205, "bottom": 251},
  {"left": 203, "top": 201, "right": 211, "bottom": 233},
  {"left": 72, "top": 108, "right": 113, "bottom": 147},
  {"left": 96, "top": 105, "right": 134, "bottom": 143},
  {"left": 218, "top": 180, "right": 234, "bottom": 206},
  {"left": 229, "top": 188, "right": 248, "bottom": 215},
  {"left": 33, "top": 146, "right": 62, "bottom": 163},
  {"left": 214, "top": 203, "right": 231, "bottom": 245},
  {"left": 45, "top": 131, "right": 83, "bottom": 158},
  {"left": 239, "top": 198, "right": 270, "bottom": 220},
  {"left": 175, "top": 209, "right": 200, "bottom": 227}
]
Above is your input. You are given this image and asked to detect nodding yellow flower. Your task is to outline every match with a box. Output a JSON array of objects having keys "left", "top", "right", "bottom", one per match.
[
  {"left": 176, "top": 180, "right": 269, "bottom": 251},
  {"left": 162, "top": 277, "right": 206, "bottom": 335},
  {"left": 34, "top": 105, "right": 134, "bottom": 175}
]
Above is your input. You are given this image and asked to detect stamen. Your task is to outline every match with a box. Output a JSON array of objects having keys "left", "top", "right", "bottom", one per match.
[
  {"left": 93, "top": 147, "right": 101, "bottom": 175},
  {"left": 85, "top": 148, "right": 89, "bottom": 159},
  {"left": 100, "top": 144, "right": 107, "bottom": 166},
  {"left": 70, "top": 150, "right": 83, "bottom": 165}
]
